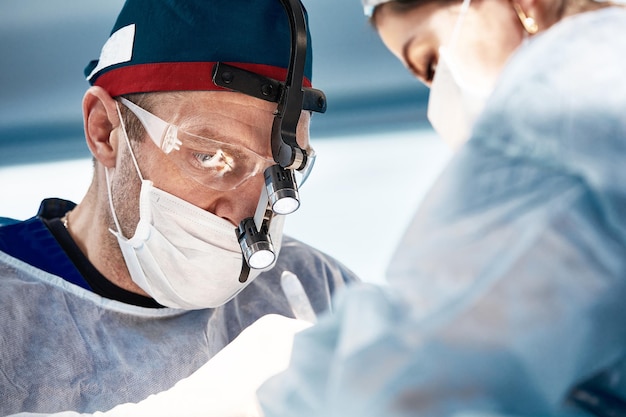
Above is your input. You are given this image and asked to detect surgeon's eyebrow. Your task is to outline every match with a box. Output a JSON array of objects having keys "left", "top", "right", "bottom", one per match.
[
  {"left": 183, "top": 128, "right": 233, "bottom": 147},
  {"left": 183, "top": 126, "right": 273, "bottom": 158},
  {"left": 183, "top": 130, "right": 213, "bottom": 143}
]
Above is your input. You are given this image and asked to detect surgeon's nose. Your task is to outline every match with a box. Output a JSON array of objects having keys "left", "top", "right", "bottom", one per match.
[{"left": 210, "top": 177, "right": 264, "bottom": 226}]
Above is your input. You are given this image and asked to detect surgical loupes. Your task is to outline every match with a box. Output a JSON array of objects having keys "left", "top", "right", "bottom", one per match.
[{"left": 212, "top": 0, "right": 327, "bottom": 281}]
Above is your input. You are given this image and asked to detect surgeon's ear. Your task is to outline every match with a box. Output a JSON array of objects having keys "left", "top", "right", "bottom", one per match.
[{"left": 82, "top": 86, "right": 121, "bottom": 168}]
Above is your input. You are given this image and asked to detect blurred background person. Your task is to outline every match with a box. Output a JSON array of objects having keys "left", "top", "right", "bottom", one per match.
[{"left": 258, "top": 0, "right": 626, "bottom": 416}]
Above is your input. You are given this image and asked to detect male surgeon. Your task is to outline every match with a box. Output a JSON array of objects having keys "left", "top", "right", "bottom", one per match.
[{"left": 0, "top": 0, "right": 357, "bottom": 414}]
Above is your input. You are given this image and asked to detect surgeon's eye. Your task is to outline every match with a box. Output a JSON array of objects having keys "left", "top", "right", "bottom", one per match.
[
  {"left": 194, "top": 150, "right": 235, "bottom": 172},
  {"left": 195, "top": 152, "right": 214, "bottom": 166}
]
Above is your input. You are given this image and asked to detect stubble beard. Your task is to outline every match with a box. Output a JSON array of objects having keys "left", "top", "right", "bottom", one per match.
[{"left": 109, "top": 140, "right": 143, "bottom": 240}]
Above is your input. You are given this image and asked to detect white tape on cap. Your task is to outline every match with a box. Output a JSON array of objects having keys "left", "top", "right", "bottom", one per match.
[{"left": 87, "top": 24, "right": 135, "bottom": 81}]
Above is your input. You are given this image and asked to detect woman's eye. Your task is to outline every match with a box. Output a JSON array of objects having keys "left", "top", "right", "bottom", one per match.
[
  {"left": 407, "top": 52, "right": 437, "bottom": 85},
  {"left": 426, "top": 58, "right": 437, "bottom": 83}
]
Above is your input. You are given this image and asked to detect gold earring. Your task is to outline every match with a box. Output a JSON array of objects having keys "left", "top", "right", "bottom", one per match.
[{"left": 513, "top": 3, "right": 539, "bottom": 34}]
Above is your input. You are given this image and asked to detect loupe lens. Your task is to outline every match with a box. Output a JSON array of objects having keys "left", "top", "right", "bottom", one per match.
[
  {"left": 265, "top": 165, "right": 300, "bottom": 215},
  {"left": 272, "top": 196, "right": 300, "bottom": 215},
  {"left": 249, "top": 249, "right": 276, "bottom": 269},
  {"left": 237, "top": 218, "right": 276, "bottom": 269}
]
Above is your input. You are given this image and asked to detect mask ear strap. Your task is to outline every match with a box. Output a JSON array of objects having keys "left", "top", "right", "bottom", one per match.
[
  {"left": 115, "top": 101, "right": 145, "bottom": 182},
  {"left": 107, "top": 101, "right": 145, "bottom": 238},
  {"left": 449, "top": 0, "right": 473, "bottom": 48}
]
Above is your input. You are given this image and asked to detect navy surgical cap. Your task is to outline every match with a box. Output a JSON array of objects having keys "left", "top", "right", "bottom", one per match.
[{"left": 85, "top": 0, "right": 313, "bottom": 96}]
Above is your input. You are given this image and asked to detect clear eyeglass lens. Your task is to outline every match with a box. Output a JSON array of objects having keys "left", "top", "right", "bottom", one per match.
[
  {"left": 171, "top": 134, "right": 274, "bottom": 191},
  {"left": 120, "top": 98, "right": 275, "bottom": 191},
  {"left": 295, "top": 150, "right": 316, "bottom": 188}
]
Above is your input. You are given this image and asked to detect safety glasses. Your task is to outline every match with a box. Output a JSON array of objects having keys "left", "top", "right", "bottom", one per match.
[{"left": 119, "top": 97, "right": 315, "bottom": 191}]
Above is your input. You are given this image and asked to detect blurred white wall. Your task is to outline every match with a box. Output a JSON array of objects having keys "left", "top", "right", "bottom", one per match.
[{"left": 0, "top": 128, "right": 451, "bottom": 284}]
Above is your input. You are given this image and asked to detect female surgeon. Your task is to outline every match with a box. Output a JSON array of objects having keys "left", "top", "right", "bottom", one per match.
[{"left": 257, "top": 0, "right": 626, "bottom": 417}]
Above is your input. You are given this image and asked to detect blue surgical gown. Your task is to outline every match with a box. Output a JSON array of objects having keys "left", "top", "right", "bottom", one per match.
[
  {"left": 0, "top": 200, "right": 358, "bottom": 416},
  {"left": 259, "top": 7, "right": 626, "bottom": 417}
]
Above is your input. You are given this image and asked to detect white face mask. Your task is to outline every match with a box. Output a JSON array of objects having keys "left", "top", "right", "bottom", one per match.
[
  {"left": 106, "top": 104, "right": 284, "bottom": 309},
  {"left": 426, "top": 0, "right": 493, "bottom": 149}
]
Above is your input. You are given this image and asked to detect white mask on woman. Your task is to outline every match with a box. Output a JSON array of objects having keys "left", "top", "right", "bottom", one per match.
[
  {"left": 105, "top": 104, "right": 284, "bottom": 310},
  {"left": 427, "top": 0, "right": 494, "bottom": 149}
]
